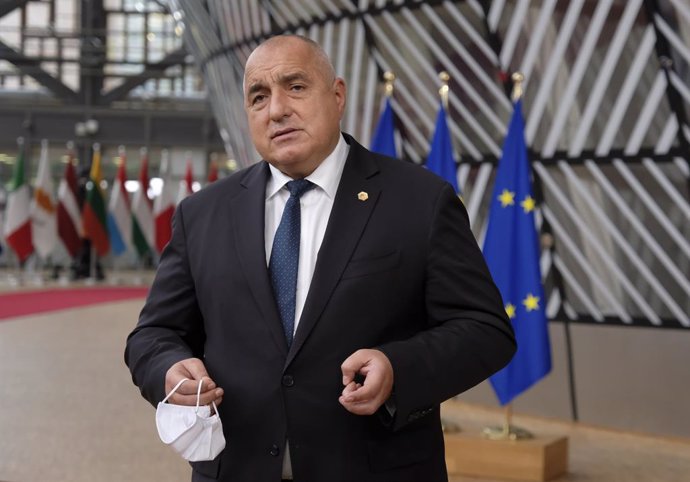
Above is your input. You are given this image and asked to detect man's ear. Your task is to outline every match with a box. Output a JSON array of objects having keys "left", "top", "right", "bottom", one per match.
[{"left": 334, "top": 77, "right": 347, "bottom": 116}]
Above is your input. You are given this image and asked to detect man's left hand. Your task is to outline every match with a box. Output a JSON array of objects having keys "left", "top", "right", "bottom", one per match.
[{"left": 339, "top": 349, "right": 394, "bottom": 415}]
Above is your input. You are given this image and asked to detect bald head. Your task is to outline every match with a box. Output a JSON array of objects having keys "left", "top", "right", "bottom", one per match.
[
  {"left": 244, "top": 35, "right": 336, "bottom": 91},
  {"left": 242, "top": 35, "right": 347, "bottom": 178},
  {"left": 256, "top": 36, "right": 334, "bottom": 75}
]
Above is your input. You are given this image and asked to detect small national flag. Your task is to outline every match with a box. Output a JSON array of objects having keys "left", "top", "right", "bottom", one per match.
[
  {"left": 483, "top": 99, "right": 551, "bottom": 405},
  {"left": 153, "top": 149, "right": 175, "bottom": 254},
  {"left": 57, "top": 145, "right": 81, "bottom": 258},
  {"left": 426, "top": 101, "right": 461, "bottom": 195},
  {"left": 107, "top": 146, "right": 132, "bottom": 256},
  {"left": 82, "top": 144, "right": 110, "bottom": 257},
  {"left": 370, "top": 97, "right": 397, "bottom": 158},
  {"left": 177, "top": 158, "right": 194, "bottom": 204},
  {"left": 131, "top": 148, "right": 154, "bottom": 258},
  {"left": 31, "top": 139, "right": 58, "bottom": 259},
  {"left": 3, "top": 138, "right": 34, "bottom": 262}
]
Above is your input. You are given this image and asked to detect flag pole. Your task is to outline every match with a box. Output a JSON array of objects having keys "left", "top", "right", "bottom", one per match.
[
  {"left": 370, "top": 71, "right": 398, "bottom": 158},
  {"left": 482, "top": 403, "right": 533, "bottom": 441},
  {"left": 435, "top": 69, "right": 462, "bottom": 435},
  {"left": 482, "top": 72, "right": 535, "bottom": 442},
  {"left": 86, "top": 142, "right": 100, "bottom": 286}
]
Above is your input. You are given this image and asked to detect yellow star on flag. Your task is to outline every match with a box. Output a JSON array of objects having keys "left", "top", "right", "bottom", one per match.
[
  {"left": 521, "top": 195, "right": 535, "bottom": 213},
  {"left": 522, "top": 293, "right": 540, "bottom": 312},
  {"left": 505, "top": 303, "right": 516, "bottom": 319},
  {"left": 498, "top": 189, "right": 515, "bottom": 207}
]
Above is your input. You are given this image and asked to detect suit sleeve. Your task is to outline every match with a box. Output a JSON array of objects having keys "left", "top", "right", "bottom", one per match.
[
  {"left": 124, "top": 203, "right": 206, "bottom": 407},
  {"left": 378, "top": 183, "right": 516, "bottom": 431}
]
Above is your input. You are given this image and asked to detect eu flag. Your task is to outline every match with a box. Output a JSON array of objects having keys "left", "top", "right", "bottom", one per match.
[
  {"left": 426, "top": 102, "right": 460, "bottom": 194},
  {"left": 370, "top": 97, "right": 397, "bottom": 158},
  {"left": 483, "top": 100, "right": 551, "bottom": 406}
]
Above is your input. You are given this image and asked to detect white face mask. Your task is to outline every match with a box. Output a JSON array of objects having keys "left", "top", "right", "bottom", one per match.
[{"left": 155, "top": 378, "right": 226, "bottom": 462}]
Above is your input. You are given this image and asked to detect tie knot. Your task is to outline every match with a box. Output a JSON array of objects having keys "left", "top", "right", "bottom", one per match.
[{"left": 286, "top": 179, "right": 314, "bottom": 198}]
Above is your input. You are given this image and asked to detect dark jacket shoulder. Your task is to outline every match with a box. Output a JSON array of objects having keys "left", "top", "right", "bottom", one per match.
[{"left": 177, "top": 161, "right": 266, "bottom": 214}]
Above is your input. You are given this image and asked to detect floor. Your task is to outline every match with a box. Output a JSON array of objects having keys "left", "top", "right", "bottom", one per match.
[{"left": 0, "top": 293, "right": 689, "bottom": 482}]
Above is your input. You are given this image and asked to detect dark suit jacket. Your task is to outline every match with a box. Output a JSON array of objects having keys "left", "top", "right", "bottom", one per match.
[{"left": 125, "top": 134, "right": 515, "bottom": 482}]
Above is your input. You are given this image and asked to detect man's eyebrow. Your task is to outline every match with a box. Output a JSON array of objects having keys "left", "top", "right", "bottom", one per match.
[
  {"left": 279, "top": 72, "right": 308, "bottom": 85},
  {"left": 246, "top": 81, "right": 266, "bottom": 97},
  {"left": 246, "top": 72, "right": 309, "bottom": 97}
]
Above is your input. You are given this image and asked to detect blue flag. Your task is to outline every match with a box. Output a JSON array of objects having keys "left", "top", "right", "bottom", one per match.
[
  {"left": 426, "top": 102, "right": 460, "bottom": 194},
  {"left": 483, "top": 100, "right": 551, "bottom": 406},
  {"left": 370, "top": 97, "right": 397, "bottom": 158}
]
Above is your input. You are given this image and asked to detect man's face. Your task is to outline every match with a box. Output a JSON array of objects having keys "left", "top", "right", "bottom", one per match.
[{"left": 243, "top": 38, "right": 346, "bottom": 178}]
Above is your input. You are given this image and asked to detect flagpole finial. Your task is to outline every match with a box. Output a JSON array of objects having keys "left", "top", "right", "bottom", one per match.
[
  {"left": 140, "top": 146, "right": 148, "bottom": 157},
  {"left": 439, "top": 71, "right": 450, "bottom": 110},
  {"left": 383, "top": 71, "right": 395, "bottom": 97},
  {"left": 41, "top": 139, "right": 49, "bottom": 149},
  {"left": 66, "top": 140, "right": 74, "bottom": 150},
  {"left": 17, "top": 137, "right": 24, "bottom": 146},
  {"left": 511, "top": 72, "right": 525, "bottom": 102},
  {"left": 93, "top": 142, "right": 101, "bottom": 152}
]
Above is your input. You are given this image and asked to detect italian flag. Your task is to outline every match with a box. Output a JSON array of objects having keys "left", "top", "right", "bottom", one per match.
[
  {"left": 3, "top": 139, "right": 34, "bottom": 262},
  {"left": 82, "top": 144, "right": 110, "bottom": 257}
]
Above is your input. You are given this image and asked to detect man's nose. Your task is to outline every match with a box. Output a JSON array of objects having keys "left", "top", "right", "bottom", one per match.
[{"left": 269, "top": 90, "right": 291, "bottom": 121}]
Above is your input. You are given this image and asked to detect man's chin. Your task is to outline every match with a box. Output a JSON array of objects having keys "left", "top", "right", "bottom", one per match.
[{"left": 268, "top": 155, "right": 303, "bottom": 170}]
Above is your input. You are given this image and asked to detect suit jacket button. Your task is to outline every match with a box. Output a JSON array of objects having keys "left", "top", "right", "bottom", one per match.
[
  {"left": 282, "top": 375, "right": 294, "bottom": 387},
  {"left": 269, "top": 444, "right": 280, "bottom": 456}
]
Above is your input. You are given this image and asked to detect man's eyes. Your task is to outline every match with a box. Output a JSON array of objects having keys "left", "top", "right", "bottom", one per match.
[
  {"left": 251, "top": 94, "right": 266, "bottom": 105},
  {"left": 249, "top": 85, "right": 305, "bottom": 105}
]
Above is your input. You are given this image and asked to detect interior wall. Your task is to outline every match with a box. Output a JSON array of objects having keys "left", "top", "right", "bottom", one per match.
[{"left": 458, "top": 322, "right": 690, "bottom": 439}]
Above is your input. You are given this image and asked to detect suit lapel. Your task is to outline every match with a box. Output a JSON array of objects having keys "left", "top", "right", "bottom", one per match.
[
  {"left": 287, "top": 137, "right": 381, "bottom": 367},
  {"left": 233, "top": 162, "right": 288, "bottom": 355}
]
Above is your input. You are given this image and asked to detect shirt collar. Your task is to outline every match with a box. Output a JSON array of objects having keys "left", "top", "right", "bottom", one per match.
[{"left": 266, "top": 134, "right": 349, "bottom": 200}]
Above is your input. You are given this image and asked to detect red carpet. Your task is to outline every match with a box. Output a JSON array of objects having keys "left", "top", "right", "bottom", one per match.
[{"left": 0, "top": 286, "right": 149, "bottom": 320}]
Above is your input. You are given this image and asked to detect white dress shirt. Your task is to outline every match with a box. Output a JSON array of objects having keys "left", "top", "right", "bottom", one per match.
[
  {"left": 264, "top": 134, "right": 349, "bottom": 332},
  {"left": 264, "top": 134, "right": 349, "bottom": 480}
]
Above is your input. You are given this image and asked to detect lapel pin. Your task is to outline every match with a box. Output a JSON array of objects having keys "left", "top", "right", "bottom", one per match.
[{"left": 358, "top": 191, "right": 369, "bottom": 201}]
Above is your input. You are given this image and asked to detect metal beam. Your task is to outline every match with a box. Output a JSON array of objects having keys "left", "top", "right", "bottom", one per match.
[
  {"left": 0, "top": 39, "right": 80, "bottom": 103},
  {"left": 0, "top": 100, "right": 224, "bottom": 149},
  {"left": 98, "top": 48, "right": 188, "bottom": 105},
  {"left": 0, "top": 0, "right": 29, "bottom": 18}
]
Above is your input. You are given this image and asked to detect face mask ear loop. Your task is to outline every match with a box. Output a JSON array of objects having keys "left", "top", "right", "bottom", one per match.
[
  {"left": 195, "top": 379, "right": 204, "bottom": 414},
  {"left": 161, "top": 378, "right": 189, "bottom": 404},
  {"left": 211, "top": 401, "right": 219, "bottom": 417}
]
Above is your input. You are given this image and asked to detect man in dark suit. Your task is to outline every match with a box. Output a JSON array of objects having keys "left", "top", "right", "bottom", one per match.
[{"left": 125, "top": 35, "right": 515, "bottom": 482}]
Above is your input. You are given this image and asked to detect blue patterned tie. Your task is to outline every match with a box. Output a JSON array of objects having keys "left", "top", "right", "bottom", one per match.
[{"left": 269, "top": 179, "right": 315, "bottom": 347}]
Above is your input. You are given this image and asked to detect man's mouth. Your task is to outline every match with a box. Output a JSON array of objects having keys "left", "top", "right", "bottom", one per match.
[{"left": 271, "top": 128, "right": 298, "bottom": 140}]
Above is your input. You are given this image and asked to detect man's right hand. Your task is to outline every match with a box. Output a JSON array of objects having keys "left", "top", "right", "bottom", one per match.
[{"left": 164, "top": 358, "right": 224, "bottom": 406}]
